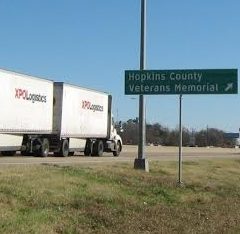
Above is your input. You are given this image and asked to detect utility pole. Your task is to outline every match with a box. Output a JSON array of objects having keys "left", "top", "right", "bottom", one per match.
[{"left": 134, "top": 0, "right": 149, "bottom": 172}]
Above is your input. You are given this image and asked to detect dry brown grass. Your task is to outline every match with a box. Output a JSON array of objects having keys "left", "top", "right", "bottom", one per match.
[{"left": 0, "top": 159, "right": 240, "bottom": 233}]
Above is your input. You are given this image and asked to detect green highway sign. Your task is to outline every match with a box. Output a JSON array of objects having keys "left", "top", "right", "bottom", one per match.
[{"left": 125, "top": 69, "right": 238, "bottom": 95}]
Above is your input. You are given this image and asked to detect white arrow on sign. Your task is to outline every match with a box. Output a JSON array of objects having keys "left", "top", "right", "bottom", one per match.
[{"left": 225, "top": 83, "right": 233, "bottom": 92}]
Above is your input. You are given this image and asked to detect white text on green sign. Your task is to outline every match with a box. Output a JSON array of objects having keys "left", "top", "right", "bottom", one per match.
[{"left": 125, "top": 69, "right": 238, "bottom": 95}]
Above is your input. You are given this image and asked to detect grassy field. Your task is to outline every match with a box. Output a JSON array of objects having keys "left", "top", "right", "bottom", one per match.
[{"left": 0, "top": 158, "right": 240, "bottom": 233}]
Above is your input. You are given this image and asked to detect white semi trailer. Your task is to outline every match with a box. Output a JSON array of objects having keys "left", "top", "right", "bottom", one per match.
[
  {"left": 0, "top": 69, "right": 122, "bottom": 157},
  {"left": 0, "top": 69, "right": 53, "bottom": 156},
  {"left": 51, "top": 82, "right": 122, "bottom": 157}
]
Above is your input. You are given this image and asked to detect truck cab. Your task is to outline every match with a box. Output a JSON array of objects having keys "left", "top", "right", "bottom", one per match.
[{"left": 83, "top": 114, "right": 122, "bottom": 157}]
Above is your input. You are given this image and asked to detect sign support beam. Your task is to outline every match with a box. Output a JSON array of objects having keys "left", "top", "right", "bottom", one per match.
[
  {"left": 177, "top": 94, "right": 183, "bottom": 186},
  {"left": 134, "top": 0, "right": 149, "bottom": 172}
]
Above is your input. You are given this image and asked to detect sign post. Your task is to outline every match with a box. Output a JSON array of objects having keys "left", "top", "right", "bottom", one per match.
[{"left": 178, "top": 94, "right": 183, "bottom": 185}]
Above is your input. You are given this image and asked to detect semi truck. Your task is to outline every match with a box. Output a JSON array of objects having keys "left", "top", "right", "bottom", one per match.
[{"left": 0, "top": 69, "right": 122, "bottom": 157}]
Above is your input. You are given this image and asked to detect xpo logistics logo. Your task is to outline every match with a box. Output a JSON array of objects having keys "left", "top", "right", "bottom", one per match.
[
  {"left": 82, "top": 100, "right": 104, "bottom": 112},
  {"left": 15, "top": 88, "right": 47, "bottom": 103}
]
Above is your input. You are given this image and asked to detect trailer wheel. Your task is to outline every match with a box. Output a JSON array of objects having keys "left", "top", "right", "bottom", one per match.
[
  {"left": 21, "top": 142, "right": 33, "bottom": 156},
  {"left": 92, "top": 140, "right": 104, "bottom": 157},
  {"left": 84, "top": 140, "right": 92, "bottom": 156},
  {"left": 60, "top": 139, "right": 69, "bottom": 157},
  {"left": 113, "top": 141, "right": 121, "bottom": 157},
  {"left": 38, "top": 138, "right": 49, "bottom": 157},
  {"left": 97, "top": 140, "right": 104, "bottom": 156},
  {"left": 1, "top": 151, "right": 16, "bottom": 156},
  {"left": 84, "top": 147, "right": 91, "bottom": 156}
]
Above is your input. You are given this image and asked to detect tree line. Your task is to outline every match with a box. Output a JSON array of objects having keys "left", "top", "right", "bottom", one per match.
[{"left": 118, "top": 118, "right": 236, "bottom": 147}]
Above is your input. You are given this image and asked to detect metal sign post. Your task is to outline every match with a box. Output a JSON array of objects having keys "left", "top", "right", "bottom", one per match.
[
  {"left": 134, "top": 0, "right": 149, "bottom": 172},
  {"left": 178, "top": 94, "right": 183, "bottom": 185}
]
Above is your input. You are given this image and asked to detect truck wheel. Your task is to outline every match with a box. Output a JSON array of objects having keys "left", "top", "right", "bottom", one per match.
[
  {"left": 38, "top": 138, "right": 49, "bottom": 157},
  {"left": 60, "top": 139, "right": 69, "bottom": 157},
  {"left": 113, "top": 141, "right": 121, "bottom": 157},
  {"left": 1, "top": 151, "right": 16, "bottom": 156},
  {"left": 84, "top": 147, "right": 91, "bottom": 156},
  {"left": 97, "top": 140, "right": 104, "bottom": 156},
  {"left": 84, "top": 140, "right": 92, "bottom": 156},
  {"left": 21, "top": 142, "right": 33, "bottom": 156},
  {"left": 92, "top": 140, "right": 104, "bottom": 157}
]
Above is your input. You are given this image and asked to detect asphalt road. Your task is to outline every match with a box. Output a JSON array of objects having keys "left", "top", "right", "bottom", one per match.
[{"left": 0, "top": 145, "right": 239, "bottom": 166}]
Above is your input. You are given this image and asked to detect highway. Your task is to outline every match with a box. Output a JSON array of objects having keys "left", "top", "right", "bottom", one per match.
[{"left": 0, "top": 145, "right": 239, "bottom": 166}]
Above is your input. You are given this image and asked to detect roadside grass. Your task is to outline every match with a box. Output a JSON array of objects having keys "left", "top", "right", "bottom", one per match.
[{"left": 0, "top": 159, "right": 240, "bottom": 233}]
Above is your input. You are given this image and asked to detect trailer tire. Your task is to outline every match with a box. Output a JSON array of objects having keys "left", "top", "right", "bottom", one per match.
[
  {"left": 92, "top": 140, "right": 104, "bottom": 157},
  {"left": 60, "top": 139, "right": 69, "bottom": 157},
  {"left": 1, "top": 151, "right": 16, "bottom": 156},
  {"left": 84, "top": 148, "right": 91, "bottom": 156},
  {"left": 84, "top": 140, "right": 92, "bottom": 156},
  {"left": 97, "top": 140, "right": 104, "bottom": 156},
  {"left": 21, "top": 141, "right": 33, "bottom": 156},
  {"left": 113, "top": 141, "right": 121, "bottom": 157},
  {"left": 38, "top": 138, "right": 49, "bottom": 157}
]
